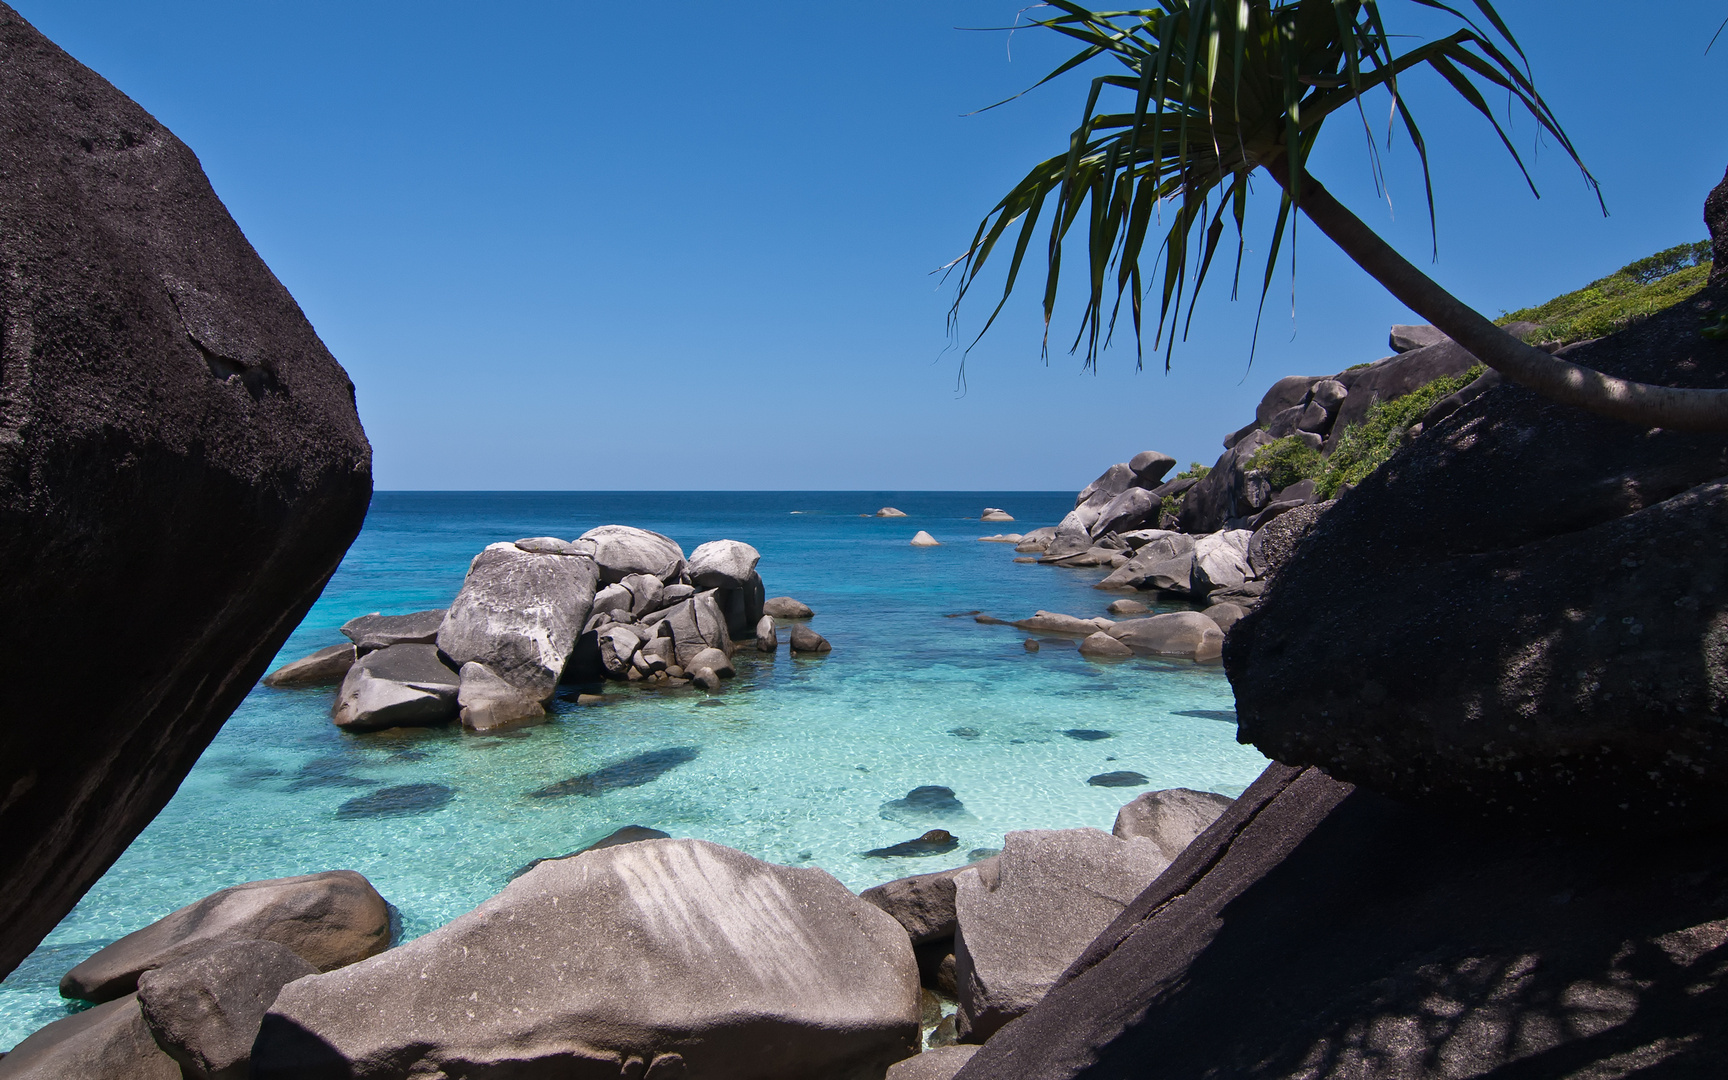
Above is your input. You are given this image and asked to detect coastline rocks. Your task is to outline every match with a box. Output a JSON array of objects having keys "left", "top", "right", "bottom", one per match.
[
  {"left": 978, "top": 533, "right": 1023, "bottom": 543},
  {"left": 596, "top": 624, "right": 643, "bottom": 677},
  {"left": 763, "top": 596, "right": 814, "bottom": 619},
  {"left": 790, "top": 624, "right": 832, "bottom": 654},
  {"left": 877, "top": 507, "right": 908, "bottom": 517},
  {"left": 329, "top": 644, "right": 460, "bottom": 731},
  {"left": 1189, "top": 529, "right": 1253, "bottom": 596},
  {"left": 136, "top": 939, "right": 316, "bottom": 1080},
  {"left": 981, "top": 508, "right": 1015, "bottom": 522},
  {"left": 1013, "top": 526, "right": 1057, "bottom": 553},
  {"left": 1178, "top": 430, "right": 1271, "bottom": 533},
  {"left": 861, "top": 860, "right": 1000, "bottom": 946},
  {"left": 1108, "top": 612, "right": 1224, "bottom": 661},
  {"left": 911, "top": 531, "right": 941, "bottom": 547},
  {"left": 756, "top": 615, "right": 778, "bottom": 651},
  {"left": 1089, "top": 487, "right": 1158, "bottom": 538},
  {"left": 686, "top": 539, "right": 761, "bottom": 589},
  {"left": 1106, "top": 599, "right": 1149, "bottom": 616},
  {"left": 0, "top": 2, "right": 374, "bottom": 980},
  {"left": 1011, "top": 611, "right": 1112, "bottom": 636},
  {"left": 1246, "top": 500, "right": 1333, "bottom": 580},
  {"left": 262, "top": 643, "right": 357, "bottom": 688},
  {"left": 1111, "top": 788, "right": 1233, "bottom": 861},
  {"left": 252, "top": 840, "right": 920, "bottom": 1080},
  {"left": 578, "top": 525, "right": 686, "bottom": 584},
  {"left": 61, "top": 871, "right": 389, "bottom": 1004},
  {"left": 865, "top": 830, "right": 960, "bottom": 858},
  {"left": 1129, "top": 451, "right": 1177, "bottom": 484},
  {"left": 455, "top": 662, "right": 545, "bottom": 732},
  {"left": 0, "top": 994, "right": 180, "bottom": 1079},
  {"left": 664, "top": 592, "right": 733, "bottom": 666},
  {"left": 338, "top": 609, "right": 445, "bottom": 651},
  {"left": 1201, "top": 602, "right": 1246, "bottom": 633},
  {"left": 888, "top": 1045, "right": 980, "bottom": 1080},
  {"left": 1390, "top": 323, "right": 1449, "bottom": 352},
  {"left": 1039, "top": 512, "right": 1093, "bottom": 561},
  {"left": 436, "top": 541, "right": 599, "bottom": 701},
  {"left": 953, "top": 829, "right": 1168, "bottom": 1042},
  {"left": 1079, "top": 632, "right": 1133, "bottom": 660},
  {"left": 1075, "top": 463, "right": 1136, "bottom": 511},
  {"left": 685, "top": 647, "right": 735, "bottom": 679}
]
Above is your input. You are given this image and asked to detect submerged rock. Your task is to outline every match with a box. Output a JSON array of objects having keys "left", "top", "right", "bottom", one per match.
[
  {"left": 864, "top": 830, "right": 960, "bottom": 858},
  {"left": 790, "top": 624, "right": 831, "bottom": 653},
  {"left": 335, "top": 783, "right": 455, "bottom": 820},
  {"left": 262, "top": 643, "right": 357, "bottom": 688},
  {"left": 881, "top": 786, "right": 974, "bottom": 828},
  {"left": 253, "top": 840, "right": 920, "bottom": 1080},
  {"left": 60, "top": 871, "right": 389, "bottom": 1004},
  {"left": 1087, "top": 772, "right": 1149, "bottom": 788},
  {"left": 328, "top": 644, "right": 460, "bottom": 731},
  {"left": 527, "top": 747, "right": 700, "bottom": 799}
]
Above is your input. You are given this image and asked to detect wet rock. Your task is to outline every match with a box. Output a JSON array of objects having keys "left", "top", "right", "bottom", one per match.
[
  {"left": 763, "top": 596, "right": 814, "bottom": 619},
  {"left": 1023, "top": 639, "right": 1040, "bottom": 652},
  {"left": 685, "top": 647, "right": 734, "bottom": 678},
  {"left": 455, "top": 662, "right": 545, "bottom": 732},
  {"left": 790, "top": 624, "right": 831, "bottom": 653},
  {"left": 527, "top": 747, "right": 700, "bottom": 799},
  {"left": 136, "top": 939, "right": 316, "bottom": 1080},
  {"left": 0, "top": 994, "right": 180, "bottom": 1079},
  {"left": 0, "top": 3, "right": 375, "bottom": 980},
  {"left": 436, "top": 542, "right": 599, "bottom": 702},
  {"left": 1106, "top": 599, "right": 1149, "bottom": 616},
  {"left": 335, "top": 783, "right": 455, "bottom": 820},
  {"left": 253, "top": 840, "right": 920, "bottom": 1080},
  {"left": 60, "top": 871, "right": 389, "bottom": 1004},
  {"left": 911, "top": 531, "right": 941, "bottom": 546},
  {"left": 953, "top": 829, "right": 1167, "bottom": 1041},
  {"left": 1111, "top": 788, "right": 1233, "bottom": 861},
  {"left": 755, "top": 615, "right": 778, "bottom": 651},
  {"left": 1107, "top": 612, "right": 1225, "bottom": 660},
  {"left": 865, "top": 830, "right": 961, "bottom": 858},
  {"left": 262, "top": 643, "right": 357, "bottom": 688},
  {"left": 1079, "top": 632, "right": 1133, "bottom": 660},
  {"left": 877, "top": 507, "right": 909, "bottom": 517},
  {"left": 686, "top": 539, "right": 761, "bottom": 589},
  {"left": 329, "top": 644, "right": 460, "bottom": 731},
  {"left": 1087, "top": 772, "right": 1150, "bottom": 788},
  {"left": 338, "top": 609, "right": 446, "bottom": 651}
]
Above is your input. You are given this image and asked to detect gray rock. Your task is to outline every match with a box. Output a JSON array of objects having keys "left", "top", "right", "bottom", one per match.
[
  {"left": 860, "top": 860, "right": 1000, "bottom": 946},
  {"left": 1178, "top": 430, "right": 1272, "bottom": 534},
  {"left": 455, "top": 662, "right": 545, "bottom": 733},
  {"left": 1128, "top": 451, "right": 1177, "bottom": 485},
  {"left": 1389, "top": 323, "right": 1450, "bottom": 352},
  {"left": 877, "top": 507, "right": 908, "bottom": 517},
  {"left": 888, "top": 1045, "right": 980, "bottom": 1080},
  {"left": 620, "top": 573, "right": 665, "bottom": 617},
  {"left": 1421, "top": 367, "right": 1504, "bottom": 430},
  {"left": 60, "top": 871, "right": 389, "bottom": 1003},
  {"left": 660, "top": 583, "right": 696, "bottom": 606},
  {"left": 664, "top": 593, "right": 733, "bottom": 666},
  {"left": 261, "top": 643, "right": 357, "bottom": 688},
  {"left": 513, "top": 536, "right": 592, "bottom": 556},
  {"left": 1011, "top": 612, "right": 1111, "bottom": 636},
  {"left": 911, "top": 530, "right": 941, "bottom": 547},
  {"left": 980, "top": 508, "right": 1015, "bottom": 522},
  {"left": 1246, "top": 498, "right": 1305, "bottom": 532},
  {"left": 1222, "top": 419, "right": 1262, "bottom": 450},
  {"left": 1271, "top": 478, "right": 1318, "bottom": 505},
  {"left": 790, "top": 624, "right": 832, "bottom": 654},
  {"left": 684, "top": 647, "right": 734, "bottom": 679},
  {"left": 1096, "top": 550, "right": 1195, "bottom": 593},
  {"left": 252, "top": 840, "right": 921, "bottom": 1080},
  {"left": 763, "top": 596, "right": 814, "bottom": 619},
  {"left": 590, "top": 582, "right": 634, "bottom": 620},
  {"left": 1106, "top": 599, "right": 1149, "bottom": 616},
  {"left": 578, "top": 524, "right": 687, "bottom": 584},
  {"left": 1074, "top": 463, "right": 1135, "bottom": 508},
  {"left": 686, "top": 539, "right": 761, "bottom": 589},
  {"left": 756, "top": 615, "right": 778, "bottom": 651},
  {"left": 1246, "top": 501, "right": 1334, "bottom": 580},
  {"left": 597, "top": 624, "right": 643, "bottom": 677},
  {"left": 338, "top": 609, "right": 446, "bottom": 651},
  {"left": 1012, "top": 526, "right": 1058, "bottom": 553},
  {"left": 1111, "top": 788, "right": 1233, "bottom": 862},
  {"left": 329, "top": 644, "right": 460, "bottom": 731},
  {"left": 1040, "top": 511, "right": 1094, "bottom": 561},
  {"left": 1088, "top": 487, "right": 1159, "bottom": 538},
  {"left": 0, "top": 3, "right": 375, "bottom": 981},
  {"left": 1079, "top": 632, "right": 1133, "bottom": 660},
  {"left": 953, "top": 829, "right": 1167, "bottom": 1041},
  {"left": 436, "top": 541, "right": 600, "bottom": 701},
  {"left": 713, "top": 571, "right": 765, "bottom": 640},
  {"left": 1253, "top": 375, "right": 1326, "bottom": 427},
  {"left": 136, "top": 939, "right": 317, "bottom": 1080},
  {"left": 1189, "top": 530, "right": 1254, "bottom": 596},
  {"left": 1107, "top": 612, "right": 1225, "bottom": 661},
  {"left": 1201, "top": 602, "right": 1247, "bottom": 633},
  {"left": 1264, "top": 404, "right": 1307, "bottom": 438},
  {"left": 0, "top": 994, "right": 180, "bottom": 1079},
  {"left": 977, "top": 533, "right": 1023, "bottom": 543},
  {"left": 1310, "top": 378, "right": 1348, "bottom": 412},
  {"left": 691, "top": 666, "right": 722, "bottom": 691}
]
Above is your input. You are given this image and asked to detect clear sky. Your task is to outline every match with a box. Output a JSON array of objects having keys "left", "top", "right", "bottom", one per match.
[{"left": 16, "top": 1, "right": 1728, "bottom": 490}]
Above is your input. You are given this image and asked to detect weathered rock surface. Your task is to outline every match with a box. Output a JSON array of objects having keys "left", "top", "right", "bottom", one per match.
[
  {"left": 437, "top": 541, "right": 598, "bottom": 703},
  {"left": 1013, "top": 526, "right": 1058, "bottom": 553},
  {"left": 687, "top": 539, "right": 761, "bottom": 589},
  {"left": 911, "top": 530, "right": 940, "bottom": 547},
  {"left": 1111, "top": 788, "right": 1233, "bottom": 862},
  {"left": 1012, "top": 611, "right": 1111, "bottom": 636},
  {"left": 1245, "top": 500, "right": 1332, "bottom": 580},
  {"left": 861, "top": 859, "right": 1000, "bottom": 945},
  {"left": 1321, "top": 337, "right": 1480, "bottom": 452},
  {"left": 790, "top": 624, "right": 832, "bottom": 654},
  {"left": 951, "top": 762, "right": 1728, "bottom": 1080},
  {"left": 1201, "top": 602, "right": 1246, "bottom": 633},
  {"left": 756, "top": 615, "right": 778, "bottom": 651},
  {"left": 1106, "top": 598, "right": 1148, "bottom": 616},
  {"left": 329, "top": 643, "right": 460, "bottom": 731},
  {"left": 1188, "top": 530, "right": 1253, "bottom": 596},
  {"left": 1040, "top": 511, "right": 1093, "bottom": 561},
  {"left": 1227, "top": 284, "right": 1728, "bottom": 835},
  {"left": 685, "top": 646, "right": 734, "bottom": 678},
  {"left": 60, "top": 870, "right": 389, "bottom": 1003},
  {"left": 1088, "top": 487, "right": 1158, "bottom": 538},
  {"left": 578, "top": 524, "right": 686, "bottom": 583},
  {"left": 877, "top": 507, "right": 908, "bottom": 517},
  {"left": 980, "top": 508, "right": 1015, "bottom": 522},
  {"left": 136, "top": 939, "right": 316, "bottom": 1080},
  {"left": 664, "top": 592, "right": 733, "bottom": 666},
  {"left": 763, "top": 596, "right": 814, "bottom": 619},
  {"left": 1075, "top": 463, "right": 1136, "bottom": 509},
  {"left": 262, "top": 643, "right": 357, "bottom": 688},
  {"left": 253, "top": 840, "right": 920, "bottom": 1080},
  {"left": 953, "top": 829, "right": 1167, "bottom": 1042},
  {"left": 455, "top": 661, "right": 545, "bottom": 732},
  {"left": 1178, "top": 430, "right": 1271, "bottom": 533},
  {"left": 1389, "top": 323, "right": 1449, "bottom": 352},
  {"left": 888, "top": 1045, "right": 980, "bottom": 1080},
  {"left": 338, "top": 609, "right": 445, "bottom": 651},
  {"left": 0, "top": 993, "right": 180, "bottom": 1079},
  {"left": 0, "top": 4, "right": 374, "bottom": 981},
  {"left": 1108, "top": 612, "right": 1224, "bottom": 661},
  {"left": 1128, "top": 450, "right": 1176, "bottom": 485},
  {"left": 1078, "top": 632, "right": 1133, "bottom": 659}
]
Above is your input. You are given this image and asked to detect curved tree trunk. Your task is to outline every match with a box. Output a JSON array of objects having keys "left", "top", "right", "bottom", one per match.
[{"left": 1268, "top": 161, "right": 1728, "bottom": 433}]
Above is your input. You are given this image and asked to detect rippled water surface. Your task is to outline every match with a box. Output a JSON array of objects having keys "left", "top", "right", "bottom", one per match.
[{"left": 0, "top": 491, "right": 1266, "bottom": 1047}]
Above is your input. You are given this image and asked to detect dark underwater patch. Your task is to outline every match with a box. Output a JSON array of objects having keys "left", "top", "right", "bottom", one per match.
[
  {"left": 527, "top": 747, "right": 700, "bottom": 799},
  {"left": 336, "top": 783, "right": 455, "bottom": 819}
]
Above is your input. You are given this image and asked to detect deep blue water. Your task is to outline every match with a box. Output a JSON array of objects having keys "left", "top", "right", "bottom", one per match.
[{"left": 0, "top": 491, "right": 1266, "bottom": 1047}]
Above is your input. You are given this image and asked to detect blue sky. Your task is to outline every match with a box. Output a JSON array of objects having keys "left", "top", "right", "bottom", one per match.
[{"left": 18, "top": 1, "right": 1728, "bottom": 490}]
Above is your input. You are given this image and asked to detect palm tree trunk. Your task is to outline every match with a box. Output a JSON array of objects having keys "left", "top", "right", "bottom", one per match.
[{"left": 1268, "top": 161, "right": 1728, "bottom": 433}]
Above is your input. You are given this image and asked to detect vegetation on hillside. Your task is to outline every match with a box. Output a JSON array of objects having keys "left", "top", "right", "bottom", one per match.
[{"left": 1497, "top": 241, "right": 1711, "bottom": 345}]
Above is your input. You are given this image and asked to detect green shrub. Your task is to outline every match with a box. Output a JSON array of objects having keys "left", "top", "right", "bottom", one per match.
[
  {"left": 1244, "top": 436, "right": 1323, "bottom": 491},
  {"left": 1498, "top": 240, "right": 1711, "bottom": 345},
  {"left": 1315, "top": 365, "right": 1485, "bottom": 498},
  {"left": 1174, "top": 461, "right": 1211, "bottom": 481},
  {"left": 1159, "top": 493, "right": 1183, "bottom": 522}
]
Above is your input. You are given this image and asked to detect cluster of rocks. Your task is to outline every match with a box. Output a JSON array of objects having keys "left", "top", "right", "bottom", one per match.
[
  {"left": 980, "top": 606, "right": 1241, "bottom": 663},
  {"left": 1, "top": 787, "right": 1231, "bottom": 1080},
  {"left": 264, "top": 526, "right": 827, "bottom": 732}
]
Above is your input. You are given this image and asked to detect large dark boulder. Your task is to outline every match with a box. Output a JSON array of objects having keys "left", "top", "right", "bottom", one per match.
[
  {"left": 952, "top": 762, "right": 1728, "bottom": 1080},
  {"left": 0, "top": 5, "right": 370, "bottom": 981},
  {"left": 1321, "top": 337, "right": 1479, "bottom": 451},
  {"left": 1226, "top": 283, "right": 1728, "bottom": 835}
]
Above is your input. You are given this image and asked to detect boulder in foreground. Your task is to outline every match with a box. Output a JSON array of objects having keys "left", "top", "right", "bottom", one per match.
[
  {"left": 60, "top": 870, "right": 389, "bottom": 1003},
  {"left": 136, "top": 938, "right": 316, "bottom": 1080},
  {"left": 328, "top": 643, "right": 459, "bottom": 731},
  {"left": 436, "top": 541, "right": 599, "bottom": 701},
  {"left": 254, "top": 839, "right": 919, "bottom": 1080},
  {"left": 888, "top": 1045, "right": 979, "bottom": 1080},
  {"left": 0, "top": 993, "right": 179, "bottom": 1079}
]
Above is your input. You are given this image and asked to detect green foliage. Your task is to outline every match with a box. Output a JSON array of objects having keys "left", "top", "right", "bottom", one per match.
[
  {"left": 1244, "top": 436, "right": 1323, "bottom": 491},
  {"left": 1159, "top": 493, "right": 1184, "bottom": 521},
  {"left": 949, "top": 0, "right": 1594, "bottom": 371},
  {"left": 1315, "top": 365, "right": 1486, "bottom": 498},
  {"left": 1497, "top": 242, "right": 1712, "bottom": 345},
  {"left": 1174, "top": 462, "right": 1211, "bottom": 481}
]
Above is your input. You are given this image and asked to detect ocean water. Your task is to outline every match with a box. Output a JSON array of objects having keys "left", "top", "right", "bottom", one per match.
[{"left": 0, "top": 491, "right": 1266, "bottom": 1048}]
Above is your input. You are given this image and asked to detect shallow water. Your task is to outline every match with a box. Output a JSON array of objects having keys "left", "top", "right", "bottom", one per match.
[{"left": 0, "top": 491, "right": 1266, "bottom": 1047}]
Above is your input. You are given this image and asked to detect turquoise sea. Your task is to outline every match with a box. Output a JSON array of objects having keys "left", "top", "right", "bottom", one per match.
[{"left": 0, "top": 491, "right": 1267, "bottom": 1048}]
